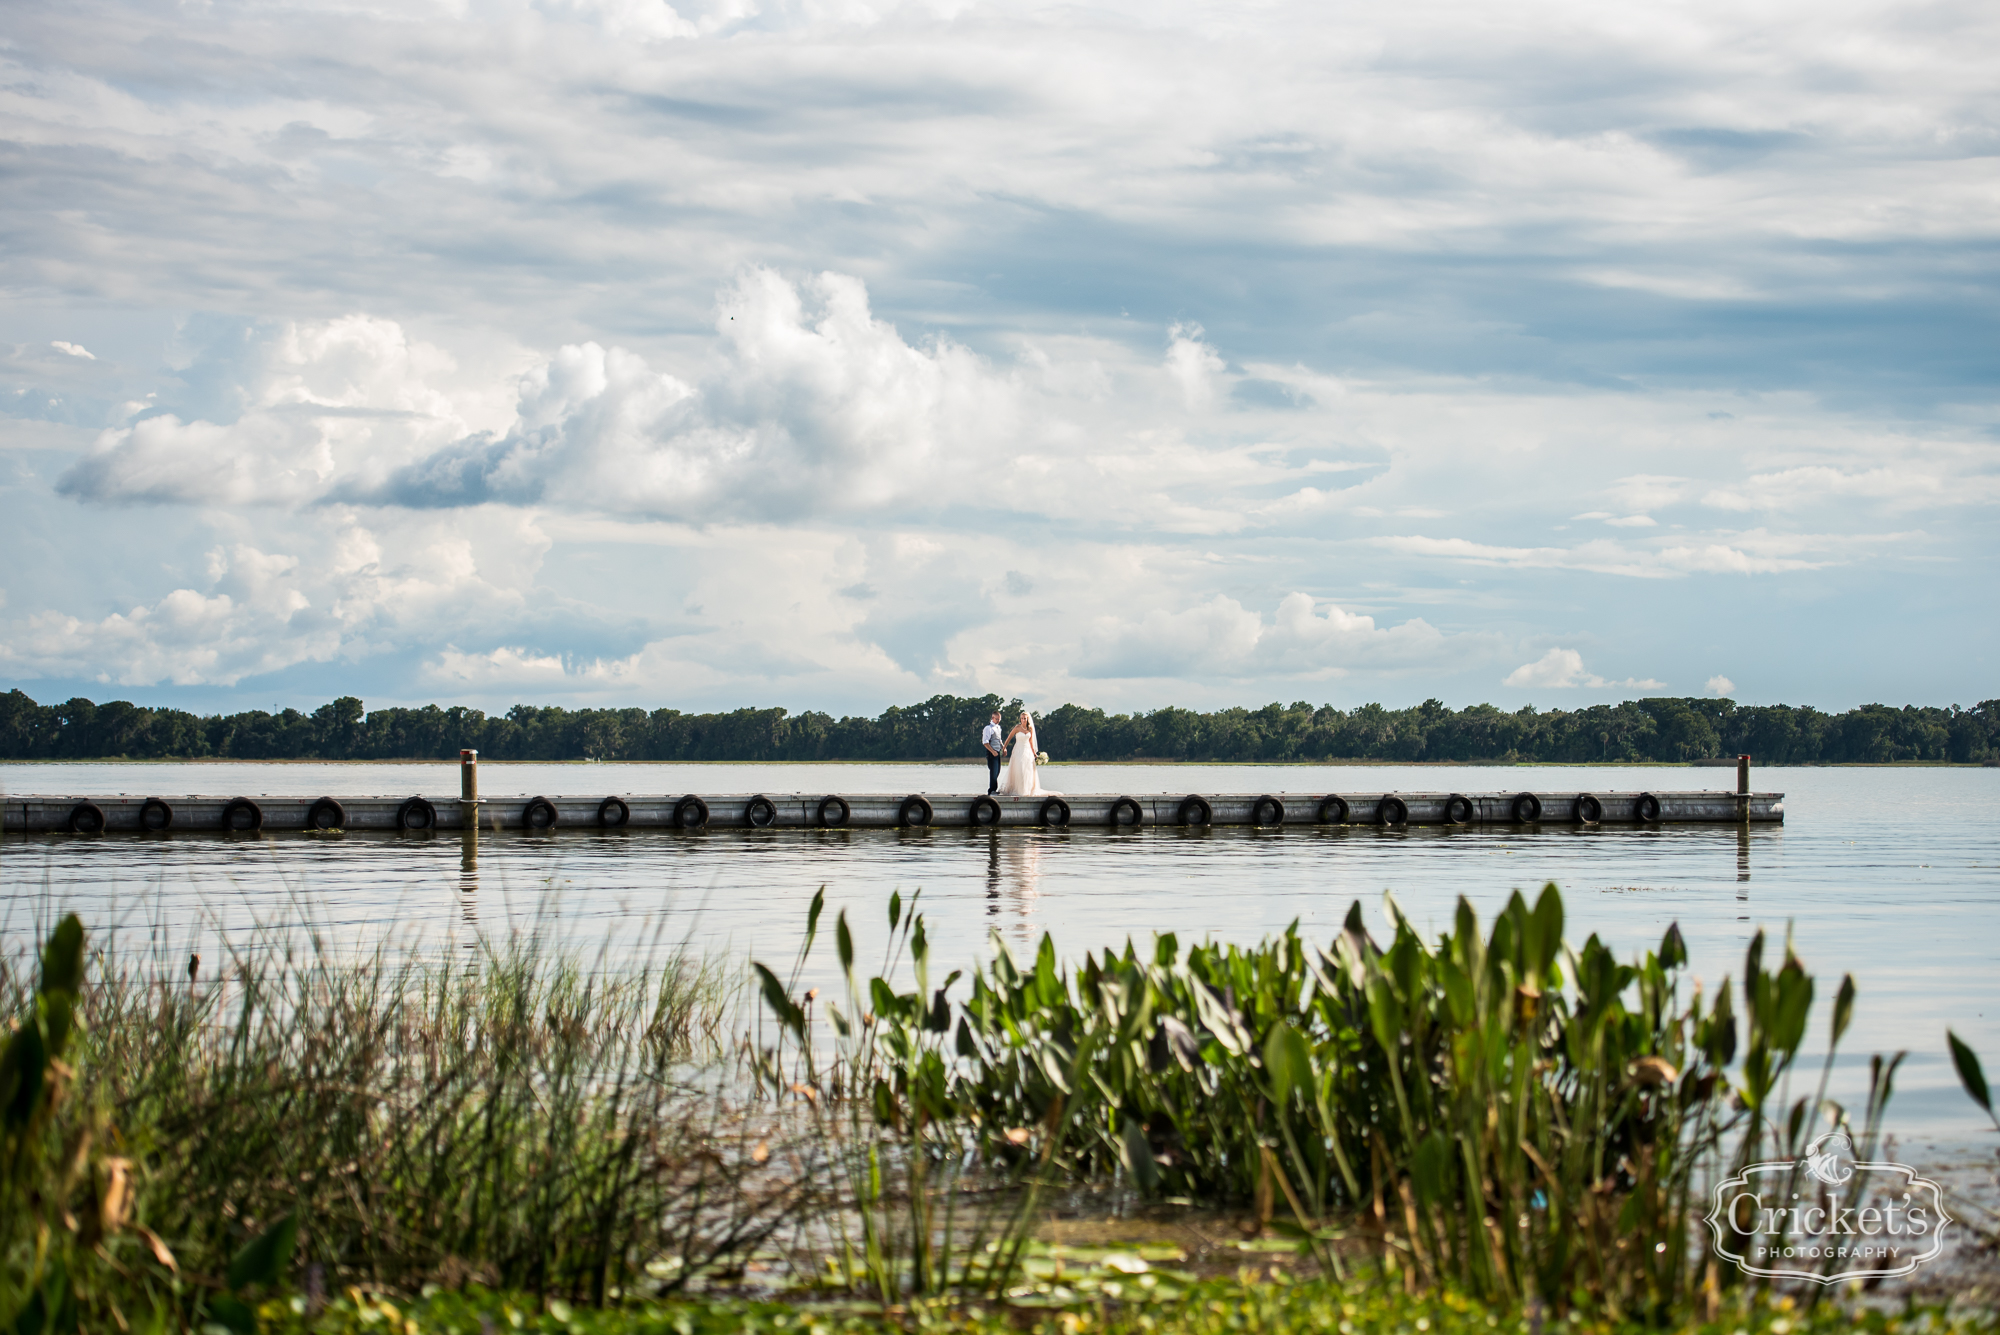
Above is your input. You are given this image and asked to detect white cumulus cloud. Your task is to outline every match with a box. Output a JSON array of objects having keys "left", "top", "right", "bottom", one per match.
[
  {"left": 1076, "top": 592, "right": 1490, "bottom": 681},
  {"left": 1503, "top": 648, "right": 1664, "bottom": 692}
]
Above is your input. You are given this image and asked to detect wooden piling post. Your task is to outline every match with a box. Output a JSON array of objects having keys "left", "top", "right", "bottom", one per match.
[
  {"left": 1736, "top": 753, "right": 1751, "bottom": 822},
  {"left": 459, "top": 749, "right": 480, "bottom": 864}
]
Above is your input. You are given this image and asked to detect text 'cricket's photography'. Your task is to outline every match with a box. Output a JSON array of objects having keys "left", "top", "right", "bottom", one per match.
[{"left": 2, "top": 1, "right": 1997, "bottom": 1332}]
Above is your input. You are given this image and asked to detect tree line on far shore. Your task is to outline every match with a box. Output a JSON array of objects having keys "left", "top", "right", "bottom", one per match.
[{"left": 2, "top": 686, "right": 1996, "bottom": 765}]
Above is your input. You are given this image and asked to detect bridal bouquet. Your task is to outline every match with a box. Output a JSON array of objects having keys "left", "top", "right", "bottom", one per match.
[{"left": 1036, "top": 750, "right": 1049, "bottom": 764}]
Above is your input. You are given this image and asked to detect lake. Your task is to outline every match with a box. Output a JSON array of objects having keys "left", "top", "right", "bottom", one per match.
[{"left": 3, "top": 760, "right": 1996, "bottom": 1152}]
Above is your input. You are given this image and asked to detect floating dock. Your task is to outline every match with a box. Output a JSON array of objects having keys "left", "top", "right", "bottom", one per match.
[{"left": 4, "top": 788, "right": 1781, "bottom": 833}]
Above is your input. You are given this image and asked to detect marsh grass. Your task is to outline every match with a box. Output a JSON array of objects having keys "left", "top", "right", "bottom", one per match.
[{"left": 2, "top": 913, "right": 808, "bottom": 1333}]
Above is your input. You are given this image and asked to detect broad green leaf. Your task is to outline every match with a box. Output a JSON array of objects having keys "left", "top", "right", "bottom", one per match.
[
  {"left": 1366, "top": 975, "right": 1404, "bottom": 1059},
  {"left": 1948, "top": 1030, "right": 1991, "bottom": 1114},
  {"left": 1772, "top": 959, "right": 1814, "bottom": 1053},
  {"left": 1263, "top": 1020, "right": 1311, "bottom": 1106},
  {"left": 40, "top": 915, "right": 85, "bottom": 997},
  {"left": 805, "top": 888, "right": 825, "bottom": 952},
  {"left": 1831, "top": 974, "right": 1856, "bottom": 1047},
  {"left": 1412, "top": 1131, "right": 1451, "bottom": 1206},
  {"left": 206, "top": 1295, "right": 257, "bottom": 1335},
  {"left": 1529, "top": 883, "right": 1564, "bottom": 974},
  {"left": 752, "top": 962, "right": 804, "bottom": 1039},
  {"left": 1120, "top": 1116, "right": 1162, "bottom": 1195},
  {"left": 226, "top": 1212, "right": 298, "bottom": 1291},
  {"left": 1659, "top": 921, "right": 1687, "bottom": 971},
  {"left": 1, "top": 1021, "right": 47, "bottom": 1130},
  {"left": 39, "top": 992, "right": 74, "bottom": 1062}
]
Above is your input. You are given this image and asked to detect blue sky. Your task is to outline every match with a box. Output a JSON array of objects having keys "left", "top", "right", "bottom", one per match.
[{"left": 1, "top": 0, "right": 1995, "bottom": 716}]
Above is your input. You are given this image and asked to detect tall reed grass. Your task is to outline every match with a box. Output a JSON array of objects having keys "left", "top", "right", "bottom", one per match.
[{"left": 3, "top": 915, "right": 796, "bottom": 1333}]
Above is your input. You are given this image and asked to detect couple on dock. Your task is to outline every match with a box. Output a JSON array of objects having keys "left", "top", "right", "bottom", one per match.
[{"left": 981, "top": 710, "right": 1058, "bottom": 797}]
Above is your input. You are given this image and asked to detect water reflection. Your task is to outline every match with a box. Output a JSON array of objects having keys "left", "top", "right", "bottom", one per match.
[
  {"left": 458, "top": 820, "right": 480, "bottom": 944},
  {"left": 1735, "top": 824, "right": 1752, "bottom": 928},
  {"left": 979, "top": 830, "right": 1050, "bottom": 936}
]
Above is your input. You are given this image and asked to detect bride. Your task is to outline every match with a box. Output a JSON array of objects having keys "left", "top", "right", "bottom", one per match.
[{"left": 998, "top": 709, "right": 1059, "bottom": 797}]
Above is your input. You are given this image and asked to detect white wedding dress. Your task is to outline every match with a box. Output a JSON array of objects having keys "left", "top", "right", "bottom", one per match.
[{"left": 999, "top": 724, "right": 1059, "bottom": 797}]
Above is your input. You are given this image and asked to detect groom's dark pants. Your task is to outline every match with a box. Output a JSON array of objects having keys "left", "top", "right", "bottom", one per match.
[{"left": 986, "top": 751, "right": 1002, "bottom": 793}]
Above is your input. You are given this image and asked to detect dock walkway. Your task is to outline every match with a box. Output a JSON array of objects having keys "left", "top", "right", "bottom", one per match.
[{"left": 5, "top": 788, "right": 1783, "bottom": 834}]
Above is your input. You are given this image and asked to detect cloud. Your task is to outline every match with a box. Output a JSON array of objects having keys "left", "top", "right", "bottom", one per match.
[
  {"left": 56, "top": 316, "right": 499, "bottom": 507},
  {"left": 1607, "top": 476, "right": 1693, "bottom": 513},
  {"left": 1706, "top": 674, "right": 1735, "bottom": 696},
  {"left": 1503, "top": 648, "right": 1664, "bottom": 692},
  {"left": 51, "top": 342, "right": 95, "bottom": 360},
  {"left": 48, "top": 272, "right": 1378, "bottom": 535},
  {"left": 1702, "top": 465, "right": 1996, "bottom": 512},
  {"left": 1164, "top": 325, "right": 1225, "bottom": 411},
  {"left": 1378, "top": 533, "right": 1832, "bottom": 578},
  {"left": 5, "top": 0, "right": 2000, "bottom": 710},
  {"left": 54, "top": 274, "right": 1039, "bottom": 521},
  {"left": 539, "top": 0, "right": 700, "bottom": 41},
  {"left": 1075, "top": 592, "right": 1487, "bottom": 680},
  {"left": 0, "top": 508, "right": 581, "bottom": 687}
]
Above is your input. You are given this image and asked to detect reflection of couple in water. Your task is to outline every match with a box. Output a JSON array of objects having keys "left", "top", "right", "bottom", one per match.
[{"left": 980, "top": 709, "right": 1058, "bottom": 797}]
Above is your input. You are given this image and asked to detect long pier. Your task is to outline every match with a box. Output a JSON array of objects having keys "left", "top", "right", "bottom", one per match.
[{"left": 4, "top": 788, "right": 1781, "bottom": 834}]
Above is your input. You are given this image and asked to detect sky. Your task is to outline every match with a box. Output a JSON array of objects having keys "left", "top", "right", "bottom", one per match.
[{"left": 0, "top": 0, "right": 1995, "bottom": 718}]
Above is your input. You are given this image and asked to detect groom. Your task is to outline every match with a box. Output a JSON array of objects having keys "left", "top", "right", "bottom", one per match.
[{"left": 981, "top": 711, "right": 1004, "bottom": 794}]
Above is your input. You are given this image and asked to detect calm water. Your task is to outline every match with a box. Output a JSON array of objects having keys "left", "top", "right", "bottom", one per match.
[{"left": 4, "top": 761, "right": 1997, "bottom": 1149}]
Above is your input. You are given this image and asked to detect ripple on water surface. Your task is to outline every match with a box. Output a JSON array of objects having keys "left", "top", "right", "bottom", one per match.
[{"left": 4, "top": 762, "right": 1996, "bottom": 1141}]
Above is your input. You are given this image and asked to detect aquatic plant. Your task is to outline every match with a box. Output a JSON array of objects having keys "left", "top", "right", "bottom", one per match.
[{"left": 756, "top": 885, "right": 1899, "bottom": 1319}]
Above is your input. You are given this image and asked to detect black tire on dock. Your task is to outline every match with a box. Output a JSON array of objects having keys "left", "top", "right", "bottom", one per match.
[
  {"left": 523, "top": 796, "right": 558, "bottom": 829},
  {"left": 140, "top": 797, "right": 173, "bottom": 831},
  {"left": 817, "top": 796, "right": 850, "bottom": 828},
  {"left": 223, "top": 797, "right": 264, "bottom": 832},
  {"left": 66, "top": 801, "right": 106, "bottom": 834},
  {"left": 1039, "top": 797, "right": 1070, "bottom": 828},
  {"left": 673, "top": 795, "right": 709, "bottom": 830},
  {"left": 1511, "top": 792, "right": 1541, "bottom": 823},
  {"left": 1251, "top": 795, "right": 1285, "bottom": 827},
  {"left": 900, "top": 795, "right": 934, "bottom": 828},
  {"left": 969, "top": 796, "right": 1001, "bottom": 826},
  {"left": 599, "top": 796, "right": 631, "bottom": 828},
  {"left": 1635, "top": 792, "right": 1662, "bottom": 823},
  {"left": 397, "top": 797, "right": 436, "bottom": 831},
  {"left": 307, "top": 797, "right": 346, "bottom": 830},
  {"left": 1317, "top": 795, "right": 1349, "bottom": 824},
  {"left": 1109, "top": 796, "right": 1143, "bottom": 827},
  {"left": 746, "top": 795, "right": 778, "bottom": 828},
  {"left": 1177, "top": 795, "right": 1211, "bottom": 827},
  {"left": 1444, "top": 794, "right": 1474, "bottom": 825},
  {"left": 1378, "top": 795, "right": 1408, "bottom": 826},
  {"left": 1575, "top": 793, "right": 1603, "bottom": 823}
]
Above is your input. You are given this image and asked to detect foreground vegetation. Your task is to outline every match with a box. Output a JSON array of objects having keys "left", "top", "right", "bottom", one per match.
[
  {"left": 246, "top": 1280, "right": 2000, "bottom": 1335},
  {"left": 4, "top": 687, "right": 1998, "bottom": 764},
  {"left": 5, "top": 888, "right": 1997, "bottom": 1332}
]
